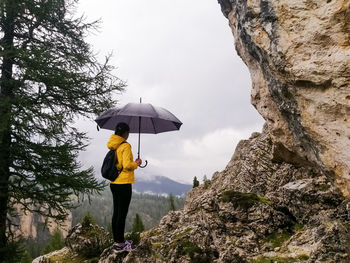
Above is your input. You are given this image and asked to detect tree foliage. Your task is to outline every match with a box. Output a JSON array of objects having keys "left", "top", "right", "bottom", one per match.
[
  {"left": 71, "top": 190, "right": 185, "bottom": 232},
  {"left": 0, "top": 0, "right": 124, "bottom": 253},
  {"left": 42, "top": 228, "right": 64, "bottom": 255},
  {"left": 81, "top": 212, "right": 96, "bottom": 229},
  {"left": 20, "top": 250, "right": 32, "bottom": 263},
  {"left": 131, "top": 213, "right": 145, "bottom": 233},
  {"left": 168, "top": 193, "right": 176, "bottom": 211},
  {"left": 193, "top": 176, "right": 199, "bottom": 188},
  {"left": 128, "top": 213, "right": 145, "bottom": 245}
]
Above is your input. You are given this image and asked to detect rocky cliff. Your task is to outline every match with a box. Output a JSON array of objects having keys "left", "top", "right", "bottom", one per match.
[
  {"left": 14, "top": 204, "right": 72, "bottom": 239},
  {"left": 219, "top": 0, "right": 350, "bottom": 197},
  {"left": 33, "top": 0, "right": 350, "bottom": 262}
]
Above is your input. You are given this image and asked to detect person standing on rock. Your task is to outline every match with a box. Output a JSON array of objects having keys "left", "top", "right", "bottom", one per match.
[{"left": 107, "top": 122, "right": 142, "bottom": 250}]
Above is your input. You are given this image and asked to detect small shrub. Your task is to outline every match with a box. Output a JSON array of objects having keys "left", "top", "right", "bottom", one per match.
[
  {"left": 125, "top": 231, "right": 141, "bottom": 245},
  {"left": 82, "top": 212, "right": 96, "bottom": 229}
]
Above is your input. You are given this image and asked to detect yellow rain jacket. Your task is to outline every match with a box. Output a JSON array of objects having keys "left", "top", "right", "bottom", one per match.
[{"left": 107, "top": 134, "right": 138, "bottom": 184}]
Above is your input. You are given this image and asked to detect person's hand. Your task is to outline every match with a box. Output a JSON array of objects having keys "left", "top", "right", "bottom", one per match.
[{"left": 135, "top": 158, "right": 142, "bottom": 166}]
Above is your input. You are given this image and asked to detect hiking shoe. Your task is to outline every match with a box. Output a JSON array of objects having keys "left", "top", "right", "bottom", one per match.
[{"left": 113, "top": 242, "right": 136, "bottom": 251}]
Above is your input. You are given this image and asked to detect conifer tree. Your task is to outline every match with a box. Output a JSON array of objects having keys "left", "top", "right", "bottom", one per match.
[
  {"left": 131, "top": 213, "right": 145, "bottom": 233},
  {"left": 193, "top": 176, "right": 199, "bottom": 188},
  {"left": 20, "top": 250, "right": 32, "bottom": 263},
  {"left": 42, "top": 228, "right": 65, "bottom": 254},
  {"left": 81, "top": 212, "right": 96, "bottom": 229},
  {"left": 0, "top": 0, "right": 124, "bottom": 254},
  {"left": 168, "top": 193, "right": 176, "bottom": 211}
]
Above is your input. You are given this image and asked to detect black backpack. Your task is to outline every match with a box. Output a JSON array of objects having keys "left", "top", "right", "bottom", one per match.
[{"left": 101, "top": 142, "right": 126, "bottom": 181}]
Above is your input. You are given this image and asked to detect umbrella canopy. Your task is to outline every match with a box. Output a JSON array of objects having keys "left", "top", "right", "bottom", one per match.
[
  {"left": 95, "top": 102, "right": 182, "bottom": 168},
  {"left": 95, "top": 103, "right": 182, "bottom": 133}
]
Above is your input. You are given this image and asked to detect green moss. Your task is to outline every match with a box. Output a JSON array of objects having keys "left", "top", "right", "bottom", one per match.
[
  {"left": 250, "top": 256, "right": 297, "bottom": 263},
  {"left": 189, "top": 208, "right": 201, "bottom": 215},
  {"left": 250, "top": 254, "right": 309, "bottom": 263},
  {"left": 258, "top": 196, "right": 273, "bottom": 205},
  {"left": 264, "top": 230, "right": 292, "bottom": 248},
  {"left": 222, "top": 190, "right": 272, "bottom": 209},
  {"left": 316, "top": 184, "right": 330, "bottom": 191},
  {"left": 229, "top": 237, "right": 237, "bottom": 245},
  {"left": 177, "top": 240, "right": 202, "bottom": 256},
  {"left": 144, "top": 227, "right": 160, "bottom": 238},
  {"left": 152, "top": 242, "right": 162, "bottom": 250},
  {"left": 296, "top": 254, "right": 309, "bottom": 260},
  {"left": 292, "top": 224, "right": 304, "bottom": 232},
  {"left": 341, "top": 222, "right": 350, "bottom": 231},
  {"left": 174, "top": 227, "right": 193, "bottom": 239},
  {"left": 49, "top": 250, "right": 98, "bottom": 263}
]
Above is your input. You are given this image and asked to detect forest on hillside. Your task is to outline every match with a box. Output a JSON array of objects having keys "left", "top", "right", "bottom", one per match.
[{"left": 71, "top": 189, "right": 186, "bottom": 232}]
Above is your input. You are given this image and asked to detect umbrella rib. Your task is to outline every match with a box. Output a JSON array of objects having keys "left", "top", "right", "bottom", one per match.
[
  {"left": 149, "top": 103, "right": 160, "bottom": 119},
  {"left": 150, "top": 117, "right": 157, "bottom": 134}
]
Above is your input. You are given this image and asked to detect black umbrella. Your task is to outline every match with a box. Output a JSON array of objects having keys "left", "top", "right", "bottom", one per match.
[{"left": 95, "top": 99, "right": 182, "bottom": 168}]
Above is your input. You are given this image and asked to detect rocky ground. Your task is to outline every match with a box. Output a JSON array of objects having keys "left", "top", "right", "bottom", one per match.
[
  {"left": 97, "top": 130, "right": 349, "bottom": 263},
  {"left": 34, "top": 130, "right": 350, "bottom": 263}
]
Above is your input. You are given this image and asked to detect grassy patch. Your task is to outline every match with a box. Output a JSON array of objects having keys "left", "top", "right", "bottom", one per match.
[
  {"left": 229, "top": 236, "right": 238, "bottom": 245},
  {"left": 222, "top": 190, "right": 272, "bottom": 209},
  {"left": 177, "top": 240, "right": 202, "bottom": 256},
  {"left": 152, "top": 242, "right": 162, "bottom": 250},
  {"left": 264, "top": 230, "right": 292, "bottom": 249},
  {"left": 49, "top": 250, "right": 99, "bottom": 263},
  {"left": 144, "top": 227, "right": 160, "bottom": 238},
  {"left": 292, "top": 224, "right": 304, "bottom": 232},
  {"left": 174, "top": 227, "right": 193, "bottom": 240},
  {"left": 341, "top": 222, "right": 350, "bottom": 231},
  {"left": 316, "top": 184, "right": 330, "bottom": 191},
  {"left": 189, "top": 208, "right": 201, "bottom": 215},
  {"left": 251, "top": 255, "right": 306, "bottom": 263},
  {"left": 296, "top": 254, "right": 309, "bottom": 260}
]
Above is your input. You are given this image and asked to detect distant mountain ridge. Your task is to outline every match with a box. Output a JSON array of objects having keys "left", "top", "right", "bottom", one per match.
[{"left": 133, "top": 175, "right": 191, "bottom": 196}]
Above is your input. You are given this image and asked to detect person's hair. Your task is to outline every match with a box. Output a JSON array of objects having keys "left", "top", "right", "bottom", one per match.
[{"left": 115, "top": 122, "right": 130, "bottom": 136}]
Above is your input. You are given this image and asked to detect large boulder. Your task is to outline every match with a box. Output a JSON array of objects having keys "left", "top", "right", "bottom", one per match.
[
  {"left": 32, "top": 223, "right": 112, "bottom": 263},
  {"left": 65, "top": 223, "right": 112, "bottom": 258}
]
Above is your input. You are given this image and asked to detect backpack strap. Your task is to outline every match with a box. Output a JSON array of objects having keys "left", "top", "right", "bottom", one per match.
[{"left": 115, "top": 141, "right": 127, "bottom": 169}]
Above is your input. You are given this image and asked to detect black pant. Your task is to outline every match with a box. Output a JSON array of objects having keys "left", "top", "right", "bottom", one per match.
[{"left": 110, "top": 183, "right": 132, "bottom": 243}]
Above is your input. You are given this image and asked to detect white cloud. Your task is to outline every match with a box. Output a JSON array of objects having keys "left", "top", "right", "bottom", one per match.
[{"left": 138, "top": 126, "right": 261, "bottom": 184}]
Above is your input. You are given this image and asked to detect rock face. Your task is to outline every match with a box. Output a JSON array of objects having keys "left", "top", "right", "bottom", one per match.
[
  {"left": 103, "top": 131, "right": 350, "bottom": 262},
  {"left": 220, "top": 0, "right": 350, "bottom": 197},
  {"left": 13, "top": 204, "right": 72, "bottom": 239}
]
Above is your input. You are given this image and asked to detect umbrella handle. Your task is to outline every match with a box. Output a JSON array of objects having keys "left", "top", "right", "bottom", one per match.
[{"left": 139, "top": 160, "right": 148, "bottom": 168}]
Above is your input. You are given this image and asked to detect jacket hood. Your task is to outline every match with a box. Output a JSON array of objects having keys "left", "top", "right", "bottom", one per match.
[{"left": 107, "top": 134, "right": 126, "bottom": 150}]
